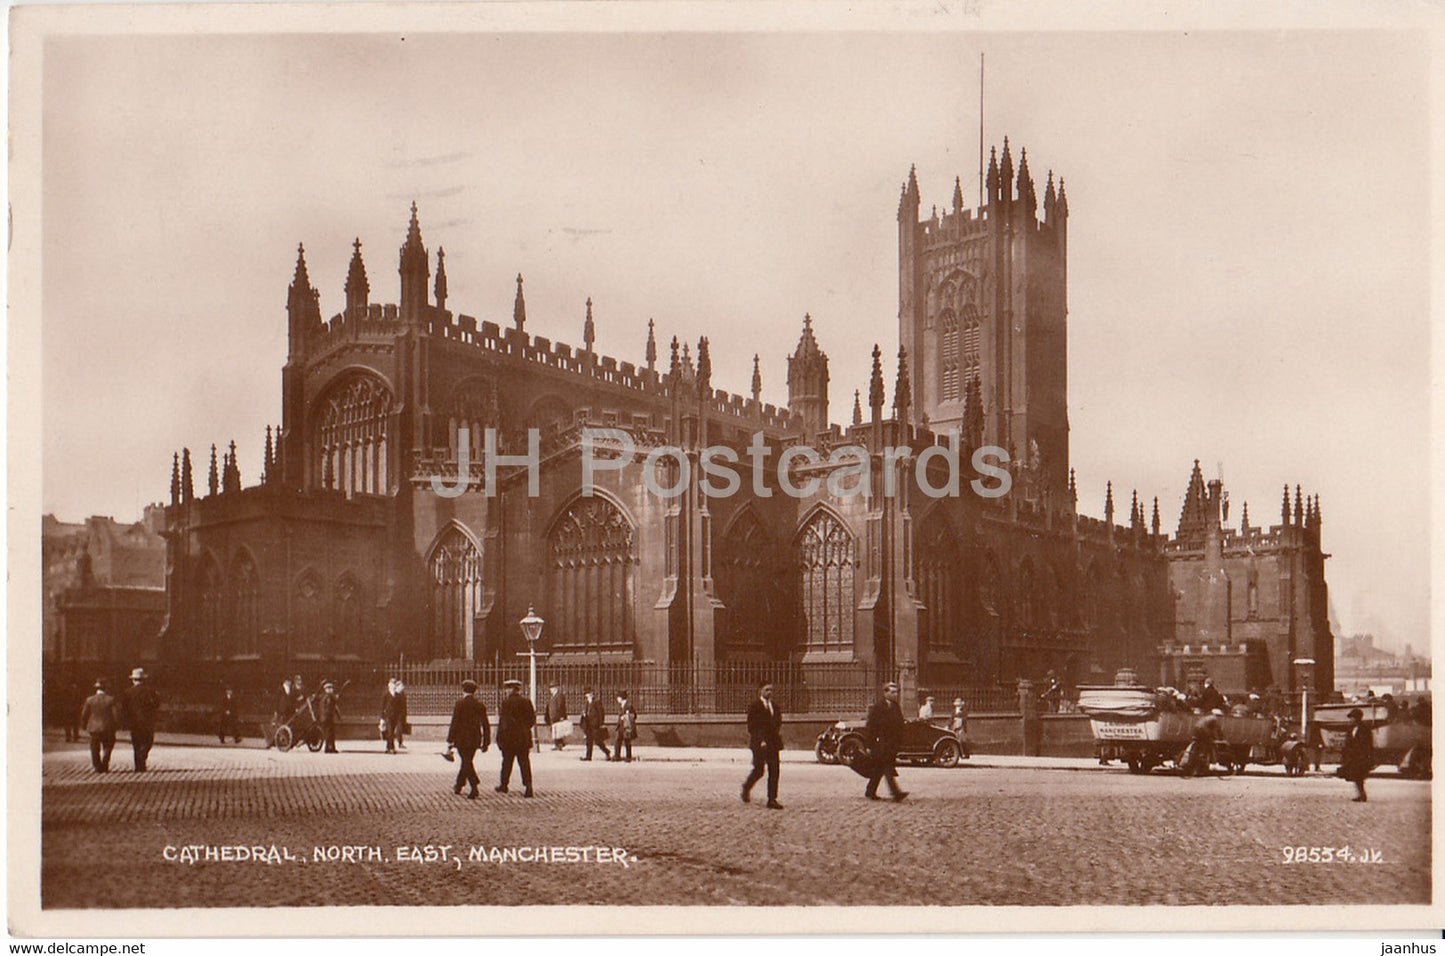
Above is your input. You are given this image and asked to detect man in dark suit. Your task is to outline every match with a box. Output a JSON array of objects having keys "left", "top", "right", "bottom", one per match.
[
  {"left": 121, "top": 667, "right": 162, "bottom": 772},
  {"left": 316, "top": 680, "right": 342, "bottom": 753},
  {"left": 741, "top": 681, "right": 784, "bottom": 809},
  {"left": 80, "top": 679, "right": 120, "bottom": 773},
  {"left": 446, "top": 679, "right": 491, "bottom": 798},
  {"left": 579, "top": 687, "right": 610, "bottom": 762},
  {"left": 495, "top": 679, "right": 536, "bottom": 797},
  {"left": 864, "top": 681, "right": 908, "bottom": 802}
]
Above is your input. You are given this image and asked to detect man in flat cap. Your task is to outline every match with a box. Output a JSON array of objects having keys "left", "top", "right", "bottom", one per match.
[
  {"left": 121, "top": 667, "right": 161, "bottom": 772},
  {"left": 495, "top": 679, "right": 536, "bottom": 797},
  {"left": 446, "top": 680, "right": 490, "bottom": 798}
]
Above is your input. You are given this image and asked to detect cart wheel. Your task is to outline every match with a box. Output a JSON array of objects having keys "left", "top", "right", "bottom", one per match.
[
  {"left": 836, "top": 734, "right": 867, "bottom": 767},
  {"left": 306, "top": 728, "right": 324, "bottom": 752},
  {"left": 274, "top": 726, "right": 293, "bottom": 752},
  {"left": 932, "top": 738, "right": 961, "bottom": 768}
]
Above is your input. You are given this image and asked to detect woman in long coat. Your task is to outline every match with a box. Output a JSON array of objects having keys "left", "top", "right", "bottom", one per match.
[{"left": 1339, "top": 707, "right": 1375, "bottom": 802}]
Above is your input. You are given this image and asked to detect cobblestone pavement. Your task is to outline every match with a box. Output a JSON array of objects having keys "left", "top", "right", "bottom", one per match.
[{"left": 40, "top": 737, "right": 1429, "bottom": 908}]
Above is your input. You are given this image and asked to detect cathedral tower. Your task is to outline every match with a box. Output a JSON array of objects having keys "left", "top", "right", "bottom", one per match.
[{"left": 898, "top": 140, "right": 1069, "bottom": 496}]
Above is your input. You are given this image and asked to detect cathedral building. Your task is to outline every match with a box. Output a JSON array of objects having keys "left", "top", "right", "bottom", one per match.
[{"left": 147, "top": 138, "right": 1335, "bottom": 704}]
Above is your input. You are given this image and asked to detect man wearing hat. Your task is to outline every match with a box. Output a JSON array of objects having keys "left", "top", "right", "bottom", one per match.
[
  {"left": 495, "top": 679, "right": 536, "bottom": 797},
  {"left": 80, "top": 679, "right": 120, "bottom": 773},
  {"left": 316, "top": 680, "right": 342, "bottom": 753},
  {"left": 1339, "top": 707, "right": 1375, "bottom": 802},
  {"left": 579, "top": 687, "right": 610, "bottom": 762},
  {"left": 121, "top": 667, "right": 161, "bottom": 772},
  {"left": 446, "top": 680, "right": 490, "bottom": 798}
]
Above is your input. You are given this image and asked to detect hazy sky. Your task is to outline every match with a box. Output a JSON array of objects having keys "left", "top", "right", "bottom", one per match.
[{"left": 36, "top": 26, "right": 1431, "bottom": 653}]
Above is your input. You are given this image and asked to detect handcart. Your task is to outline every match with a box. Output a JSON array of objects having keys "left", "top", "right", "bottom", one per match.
[{"left": 271, "top": 694, "right": 325, "bottom": 753}]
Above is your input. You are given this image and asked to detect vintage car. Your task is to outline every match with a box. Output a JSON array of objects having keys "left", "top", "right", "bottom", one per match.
[{"left": 814, "top": 718, "right": 968, "bottom": 768}]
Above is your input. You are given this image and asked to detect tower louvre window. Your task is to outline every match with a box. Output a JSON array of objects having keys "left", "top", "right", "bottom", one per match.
[{"left": 940, "top": 309, "right": 960, "bottom": 402}]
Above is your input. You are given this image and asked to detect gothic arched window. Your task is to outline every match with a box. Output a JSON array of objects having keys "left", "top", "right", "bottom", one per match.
[
  {"left": 445, "top": 380, "right": 498, "bottom": 465},
  {"left": 914, "top": 517, "right": 962, "bottom": 655},
  {"left": 230, "top": 552, "right": 260, "bottom": 657},
  {"left": 797, "top": 510, "right": 856, "bottom": 654},
  {"left": 429, "top": 527, "right": 484, "bottom": 660},
  {"left": 294, "top": 569, "right": 326, "bottom": 656},
  {"left": 939, "top": 309, "right": 960, "bottom": 402},
  {"left": 315, "top": 374, "right": 392, "bottom": 497},
  {"left": 197, "top": 555, "right": 223, "bottom": 659},
  {"left": 716, "top": 510, "right": 775, "bottom": 657},
  {"left": 336, "top": 574, "right": 362, "bottom": 657},
  {"left": 547, "top": 497, "right": 635, "bottom": 651}
]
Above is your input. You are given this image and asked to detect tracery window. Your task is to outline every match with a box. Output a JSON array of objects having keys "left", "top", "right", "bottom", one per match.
[
  {"left": 914, "top": 518, "right": 961, "bottom": 655},
  {"left": 797, "top": 511, "right": 856, "bottom": 654},
  {"left": 230, "top": 553, "right": 260, "bottom": 657},
  {"left": 336, "top": 575, "right": 362, "bottom": 657},
  {"left": 445, "top": 380, "right": 497, "bottom": 465},
  {"left": 716, "top": 510, "right": 773, "bottom": 656},
  {"left": 547, "top": 498, "right": 634, "bottom": 651},
  {"left": 197, "top": 556, "right": 223, "bottom": 658},
  {"left": 294, "top": 570, "right": 326, "bottom": 656},
  {"left": 430, "top": 527, "right": 483, "bottom": 660},
  {"left": 315, "top": 375, "right": 392, "bottom": 496}
]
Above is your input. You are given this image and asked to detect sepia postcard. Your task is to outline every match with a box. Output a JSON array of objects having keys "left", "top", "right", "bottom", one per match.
[{"left": 8, "top": 0, "right": 1442, "bottom": 940}]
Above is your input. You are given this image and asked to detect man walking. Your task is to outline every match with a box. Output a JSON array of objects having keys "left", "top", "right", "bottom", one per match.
[
  {"left": 121, "top": 668, "right": 161, "bottom": 772},
  {"left": 496, "top": 679, "right": 536, "bottom": 797},
  {"left": 392, "top": 681, "right": 409, "bottom": 749},
  {"left": 579, "top": 687, "right": 610, "bottom": 762},
  {"left": 446, "top": 680, "right": 490, "bottom": 798},
  {"left": 1340, "top": 707, "right": 1375, "bottom": 802},
  {"left": 612, "top": 690, "right": 637, "bottom": 763},
  {"left": 741, "top": 681, "right": 784, "bottom": 809},
  {"left": 864, "top": 681, "right": 908, "bottom": 802},
  {"left": 80, "top": 679, "right": 119, "bottom": 773},
  {"left": 545, "top": 683, "right": 570, "bottom": 750},
  {"left": 216, "top": 687, "right": 242, "bottom": 744},
  {"left": 317, "top": 680, "right": 342, "bottom": 753},
  {"left": 380, "top": 679, "right": 404, "bottom": 754}
]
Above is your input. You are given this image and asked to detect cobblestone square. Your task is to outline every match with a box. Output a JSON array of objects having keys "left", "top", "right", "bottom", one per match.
[{"left": 39, "top": 736, "right": 1430, "bottom": 910}]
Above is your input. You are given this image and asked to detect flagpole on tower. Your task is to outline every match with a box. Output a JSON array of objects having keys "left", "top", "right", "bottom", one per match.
[{"left": 978, "top": 52, "right": 985, "bottom": 208}]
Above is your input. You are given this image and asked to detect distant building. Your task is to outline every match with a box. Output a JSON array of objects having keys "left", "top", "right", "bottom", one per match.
[
  {"left": 42, "top": 509, "right": 166, "bottom": 665},
  {"left": 1334, "top": 633, "right": 1430, "bottom": 696}
]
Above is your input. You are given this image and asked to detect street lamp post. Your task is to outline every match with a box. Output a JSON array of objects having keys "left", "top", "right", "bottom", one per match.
[
  {"left": 519, "top": 605, "right": 545, "bottom": 753},
  {"left": 1294, "top": 657, "right": 1316, "bottom": 743}
]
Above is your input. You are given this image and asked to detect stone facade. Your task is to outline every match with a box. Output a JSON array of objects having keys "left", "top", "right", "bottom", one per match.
[{"left": 149, "top": 141, "right": 1335, "bottom": 701}]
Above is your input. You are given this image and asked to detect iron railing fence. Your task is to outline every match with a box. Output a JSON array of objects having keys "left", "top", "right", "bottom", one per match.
[{"left": 41, "top": 657, "right": 1028, "bottom": 723}]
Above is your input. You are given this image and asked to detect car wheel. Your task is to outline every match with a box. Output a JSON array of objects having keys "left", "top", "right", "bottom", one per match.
[
  {"left": 274, "top": 726, "right": 293, "bottom": 752},
  {"left": 836, "top": 734, "right": 867, "bottom": 767},
  {"left": 814, "top": 738, "right": 836, "bottom": 765},
  {"left": 1127, "top": 756, "right": 1146, "bottom": 774},
  {"left": 932, "top": 738, "right": 961, "bottom": 768}
]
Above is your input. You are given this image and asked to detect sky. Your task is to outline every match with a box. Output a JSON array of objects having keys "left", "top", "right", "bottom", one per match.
[{"left": 33, "top": 23, "right": 1432, "bottom": 655}]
